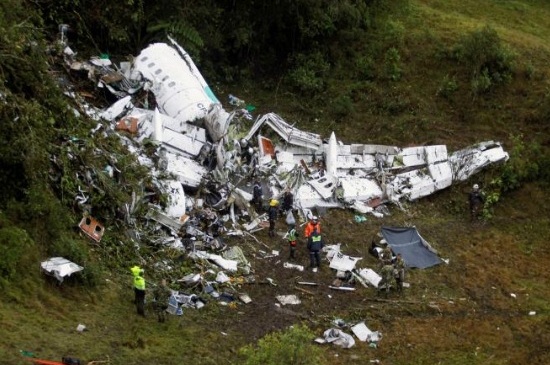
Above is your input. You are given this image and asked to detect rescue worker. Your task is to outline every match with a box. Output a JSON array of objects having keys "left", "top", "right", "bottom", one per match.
[
  {"left": 130, "top": 265, "right": 142, "bottom": 304},
  {"left": 281, "top": 189, "right": 294, "bottom": 213},
  {"left": 268, "top": 199, "right": 279, "bottom": 237},
  {"left": 379, "top": 241, "right": 393, "bottom": 266},
  {"left": 133, "top": 268, "right": 146, "bottom": 317},
  {"left": 252, "top": 180, "right": 263, "bottom": 212},
  {"left": 307, "top": 229, "right": 324, "bottom": 272},
  {"left": 378, "top": 264, "right": 395, "bottom": 295},
  {"left": 304, "top": 215, "right": 321, "bottom": 239},
  {"left": 469, "top": 184, "right": 485, "bottom": 221},
  {"left": 287, "top": 223, "right": 298, "bottom": 260},
  {"left": 153, "top": 279, "right": 172, "bottom": 323},
  {"left": 393, "top": 253, "right": 406, "bottom": 293}
]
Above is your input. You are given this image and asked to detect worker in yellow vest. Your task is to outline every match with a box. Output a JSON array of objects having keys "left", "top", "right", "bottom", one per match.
[{"left": 131, "top": 266, "right": 146, "bottom": 316}]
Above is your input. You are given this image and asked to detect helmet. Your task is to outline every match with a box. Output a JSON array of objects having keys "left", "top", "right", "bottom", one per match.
[
  {"left": 312, "top": 215, "right": 318, "bottom": 222},
  {"left": 270, "top": 199, "right": 279, "bottom": 207},
  {"left": 473, "top": 184, "right": 479, "bottom": 190}
]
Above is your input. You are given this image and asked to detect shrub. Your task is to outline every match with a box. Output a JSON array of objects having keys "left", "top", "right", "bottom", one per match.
[
  {"left": 437, "top": 74, "right": 459, "bottom": 99},
  {"left": 384, "top": 47, "right": 402, "bottom": 81},
  {"left": 238, "top": 324, "right": 325, "bottom": 365},
  {"left": 452, "top": 25, "right": 515, "bottom": 94},
  {"left": 355, "top": 55, "right": 376, "bottom": 80},
  {"left": 0, "top": 225, "right": 35, "bottom": 286},
  {"left": 287, "top": 52, "right": 330, "bottom": 94},
  {"left": 492, "top": 134, "right": 541, "bottom": 192},
  {"left": 331, "top": 94, "right": 355, "bottom": 118}
]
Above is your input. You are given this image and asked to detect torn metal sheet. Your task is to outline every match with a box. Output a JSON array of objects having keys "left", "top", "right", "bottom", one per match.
[
  {"left": 246, "top": 113, "right": 323, "bottom": 150},
  {"left": 146, "top": 208, "right": 182, "bottom": 232},
  {"left": 329, "top": 252, "right": 362, "bottom": 271},
  {"left": 351, "top": 322, "right": 381, "bottom": 343},
  {"left": 450, "top": 141, "right": 509, "bottom": 181},
  {"left": 193, "top": 251, "right": 238, "bottom": 272},
  {"left": 358, "top": 268, "right": 382, "bottom": 287},
  {"left": 239, "top": 293, "right": 252, "bottom": 304},
  {"left": 41, "top": 257, "right": 84, "bottom": 283},
  {"left": 163, "top": 151, "right": 207, "bottom": 188},
  {"left": 78, "top": 216, "right": 105, "bottom": 242},
  {"left": 158, "top": 180, "right": 187, "bottom": 220},
  {"left": 318, "top": 328, "right": 356, "bottom": 348},
  {"left": 329, "top": 286, "right": 356, "bottom": 291}
]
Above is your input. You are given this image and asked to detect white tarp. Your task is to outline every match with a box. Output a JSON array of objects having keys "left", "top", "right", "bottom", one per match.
[{"left": 40, "top": 257, "right": 84, "bottom": 283}]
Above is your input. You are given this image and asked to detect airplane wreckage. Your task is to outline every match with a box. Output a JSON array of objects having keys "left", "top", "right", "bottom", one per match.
[{"left": 59, "top": 36, "right": 509, "bottom": 250}]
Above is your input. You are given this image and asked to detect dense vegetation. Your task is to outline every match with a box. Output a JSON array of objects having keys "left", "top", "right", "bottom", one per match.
[{"left": 1, "top": 0, "right": 549, "bottom": 364}]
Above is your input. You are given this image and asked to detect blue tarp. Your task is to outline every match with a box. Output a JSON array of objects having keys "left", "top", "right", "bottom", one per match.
[{"left": 381, "top": 226, "right": 442, "bottom": 269}]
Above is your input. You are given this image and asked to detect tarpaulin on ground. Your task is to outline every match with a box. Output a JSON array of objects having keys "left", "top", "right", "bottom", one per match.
[{"left": 381, "top": 226, "right": 442, "bottom": 269}]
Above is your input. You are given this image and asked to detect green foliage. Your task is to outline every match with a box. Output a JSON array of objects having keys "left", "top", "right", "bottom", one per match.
[
  {"left": 0, "top": 224, "right": 34, "bottom": 286},
  {"left": 491, "top": 134, "right": 541, "bottom": 193},
  {"left": 481, "top": 191, "right": 500, "bottom": 220},
  {"left": 437, "top": 74, "right": 459, "bottom": 99},
  {"left": 146, "top": 19, "right": 204, "bottom": 56},
  {"left": 238, "top": 324, "right": 325, "bottom": 365},
  {"left": 287, "top": 52, "right": 330, "bottom": 94},
  {"left": 382, "top": 19, "right": 405, "bottom": 47},
  {"left": 355, "top": 55, "right": 377, "bottom": 80},
  {"left": 331, "top": 94, "right": 355, "bottom": 118},
  {"left": 384, "top": 47, "right": 402, "bottom": 81},
  {"left": 452, "top": 25, "right": 515, "bottom": 94}
]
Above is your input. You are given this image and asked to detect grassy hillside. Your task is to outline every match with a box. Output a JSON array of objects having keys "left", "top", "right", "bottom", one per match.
[{"left": 1, "top": 1, "right": 550, "bottom": 364}]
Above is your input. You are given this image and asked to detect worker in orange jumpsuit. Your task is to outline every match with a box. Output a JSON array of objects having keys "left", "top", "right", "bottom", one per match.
[{"left": 304, "top": 215, "right": 321, "bottom": 239}]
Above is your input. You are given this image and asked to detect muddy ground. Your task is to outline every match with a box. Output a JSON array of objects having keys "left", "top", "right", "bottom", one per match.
[{"left": 188, "top": 183, "right": 550, "bottom": 364}]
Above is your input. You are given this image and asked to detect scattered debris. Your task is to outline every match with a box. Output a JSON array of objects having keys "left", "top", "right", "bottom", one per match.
[
  {"left": 316, "top": 328, "right": 356, "bottom": 348},
  {"left": 78, "top": 216, "right": 105, "bottom": 242},
  {"left": 283, "top": 262, "right": 305, "bottom": 271},
  {"left": 40, "top": 257, "right": 84, "bottom": 283},
  {"left": 350, "top": 322, "right": 381, "bottom": 343},
  {"left": 276, "top": 295, "right": 301, "bottom": 305}
]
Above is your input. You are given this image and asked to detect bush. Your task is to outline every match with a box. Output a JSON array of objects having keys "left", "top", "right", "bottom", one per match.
[
  {"left": 452, "top": 25, "right": 515, "bottom": 94},
  {"left": 331, "top": 94, "right": 355, "bottom": 118},
  {"left": 0, "top": 225, "right": 35, "bottom": 287},
  {"left": 238, "top": 324, "right": 325, "bottom": 365},
  {"left": 384, "top": 47, "right": 402, "bottom": 81},
  {"left": 287, "top": 52, "right": 330, "bottom": 94},
  {"left": 437, "top": 74, "right": 459, "bottom": 99}
]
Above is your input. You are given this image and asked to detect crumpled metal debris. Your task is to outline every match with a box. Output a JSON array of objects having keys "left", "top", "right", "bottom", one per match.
[{"left": 51, "top": 34, "right": 510, "bottom": 313}]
